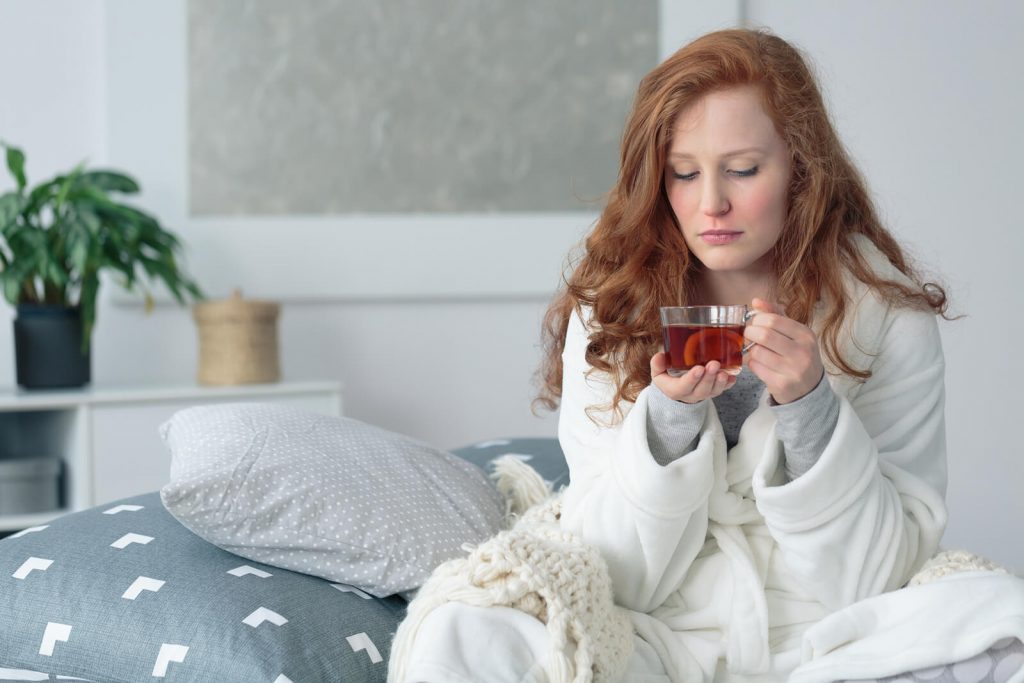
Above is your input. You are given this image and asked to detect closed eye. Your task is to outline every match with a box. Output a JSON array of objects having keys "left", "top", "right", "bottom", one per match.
[
  {"left": 729, "top": 165, "right": 759, "bottom": 177},
  {"left": 672, "top": 165, "right": 758, "bottom": 181}
]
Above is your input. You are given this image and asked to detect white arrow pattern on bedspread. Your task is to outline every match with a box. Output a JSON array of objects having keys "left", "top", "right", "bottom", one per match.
[
  {"left": 243, "top": 607, "right": 288, "bottom": 628},
  {"left": 122, "top": 576, "right": 165, "bottom": 600},
  {"left": 332, "top": 583, "right": 373, "bottom": 599},
  {"left": 13, "top": 557, "right": 53, "bottom": 579},
  {"left": 110, "top": 533, "right": 153, "bottom": 549},
  {"left": 347, "top": 632, "right": 383, "bottom": 663},
  {"left": 39, "top": 623, "right": 72, "bottom": 656},
  {"left": 8, "top": 525, "right": 49, "bottom": 539},
  {"left": 0, "top": 667, "right": 92, "bottom": 681},
  {"left": 228, "top": 565, "right": 272, "bottom": 578},
  {"left": 103, "top": 504, "right": 144, "bottom": 515},
  {"left": 152, "top": 644, "right": 188, "bottom": 678}
]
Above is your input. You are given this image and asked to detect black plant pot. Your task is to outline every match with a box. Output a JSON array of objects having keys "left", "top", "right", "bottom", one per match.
[{"left": 13, "top": 304, "right": 91, "bottom": 389}]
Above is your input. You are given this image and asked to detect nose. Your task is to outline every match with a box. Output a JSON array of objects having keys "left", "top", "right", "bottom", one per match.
[{"left": 700, "top": 178, "right": 731, "bottom": 217}]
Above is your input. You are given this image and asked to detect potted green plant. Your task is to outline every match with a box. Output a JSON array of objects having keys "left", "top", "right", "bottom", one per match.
[{"left": 0, "top": 142, "right": 203, "bottom": 389}]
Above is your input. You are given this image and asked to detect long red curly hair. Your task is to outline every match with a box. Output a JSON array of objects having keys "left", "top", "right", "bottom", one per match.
[{"left": 535, "top": 28, "right": 948, "bottom": 417}]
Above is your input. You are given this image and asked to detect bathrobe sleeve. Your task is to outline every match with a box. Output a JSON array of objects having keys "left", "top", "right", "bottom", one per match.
[
  {"left": 558, "top": 306, "right": 721, "bottom": 613},
  {"left": 752, "top": 299, "right": 948, "bottom": 610}
]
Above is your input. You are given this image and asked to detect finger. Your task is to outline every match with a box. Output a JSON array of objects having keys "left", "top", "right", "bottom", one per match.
[
  {"left": 660, "top": 364, "right": 707, "bottom": 396},
  {"left": 681, "top": 364, "right": 708, "bottom": 392},
  {"left": 650, "top": 352, "right": 669, "bottom": 376},
  {"left": 746, "top": 309, "right": 807, "bottom": 343},
  {"left": 746, "top": 341, "right": 787, "bottom": 375},
  {"left": 692, "top": 361, "right": 720, "bottom": 396},
  {"left": 712, "top": 370, "right": 732, "bottom": 394},
  {"left": 706, "top": 371, "right": 737, "bottom": 399},
  {"left": 744, "top": 324, "right": 800, "bottom": 358},
  {"left": 751, "top": 297, "right": 786, "bottom": 316}
]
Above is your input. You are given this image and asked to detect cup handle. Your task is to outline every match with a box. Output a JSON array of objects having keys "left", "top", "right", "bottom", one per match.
[{"left": 742, "top": 306, "right": 757, "bottom": 354}]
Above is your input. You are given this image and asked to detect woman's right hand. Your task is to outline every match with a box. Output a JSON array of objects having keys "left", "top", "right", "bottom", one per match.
[{"left": 650, "top": 352, "right": 737, "bottom": 404}]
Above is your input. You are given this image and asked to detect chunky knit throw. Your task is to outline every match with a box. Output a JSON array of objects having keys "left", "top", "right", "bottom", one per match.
[
  {"left": 387, "top": 456, "right": 634, "bottom": 683},
  {"left": 907, "top": 548, "right": 1009, "bottom": 586}
]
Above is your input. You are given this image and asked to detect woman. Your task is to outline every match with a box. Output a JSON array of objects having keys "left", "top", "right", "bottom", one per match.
[{"left": 397, "top": 28, "right": 1024, "bottom": 682}]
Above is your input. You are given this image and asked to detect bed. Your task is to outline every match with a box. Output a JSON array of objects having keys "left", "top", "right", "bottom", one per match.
[
  {"left": 3, "top": 402, "right": 1016, "bottom": 683},
  {"left": 0, "top": 401, "right": 569, "bottom": 682}
]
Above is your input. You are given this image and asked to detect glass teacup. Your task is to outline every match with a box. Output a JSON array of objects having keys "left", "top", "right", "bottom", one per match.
[{"left": 659, "top": 305, "right": 756, "bottom": 377}]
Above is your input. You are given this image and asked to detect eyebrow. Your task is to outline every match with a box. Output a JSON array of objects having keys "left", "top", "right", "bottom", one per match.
[{"left": 668, "top": 147, "right": 767, "bottom": 160}]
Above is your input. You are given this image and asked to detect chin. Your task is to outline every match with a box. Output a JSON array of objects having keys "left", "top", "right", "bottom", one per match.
[
  {"left": 693, "top": 244, "right": 773, "bottom": 273},
  {"left": 694, "top": 252, "right": 753, "bottom": 272}
]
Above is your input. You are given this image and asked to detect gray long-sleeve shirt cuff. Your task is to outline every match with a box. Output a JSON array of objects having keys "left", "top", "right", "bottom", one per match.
[
  {"left": 770, "top": 373, "right": 840, "bottom": 481},
  {"left": 646, "top": 386, "right": 706, "bottom": 466}
]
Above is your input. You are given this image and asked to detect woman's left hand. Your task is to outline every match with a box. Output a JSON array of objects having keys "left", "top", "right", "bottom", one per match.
[{"left": 744, "top": 298, "right": 825, "bottom": 405}]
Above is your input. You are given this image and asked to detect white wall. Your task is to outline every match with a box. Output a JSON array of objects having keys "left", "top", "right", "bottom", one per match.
[{"left": 1, "top": 1, "right": 1021, "bottom": 570}]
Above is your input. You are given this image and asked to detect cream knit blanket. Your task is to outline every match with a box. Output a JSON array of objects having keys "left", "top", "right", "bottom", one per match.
[
  {"left": 388, "top": 456, "right": 634, "bottom": 683},
  {"left": 387, "top": 457, "right": 1008, "bottom": 682}
]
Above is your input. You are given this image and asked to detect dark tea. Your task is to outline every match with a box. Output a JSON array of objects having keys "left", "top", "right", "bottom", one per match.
[{"left": 663, "top": 323, "right": 745, "bottom": 376}]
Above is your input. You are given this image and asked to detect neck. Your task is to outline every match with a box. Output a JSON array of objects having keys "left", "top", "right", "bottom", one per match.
[{"left": 696, "top": 267, "right": 777, "bottom": 306}]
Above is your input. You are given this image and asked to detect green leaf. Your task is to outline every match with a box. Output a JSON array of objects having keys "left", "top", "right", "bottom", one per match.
[
  {"left": 100, "top": 253, "right": 134, "bottom": 284},
  {"left": 24, "top": 179, "right": 58, "bottom": 219},
  {"left": 62, "top": 216, "right": 87, "bottom": 271},
  {"left": 45, "top": 258, "right": 68, "bottom": 287},
  {"left": 4, "top": 252, "right": 40, "bottom": 303},
  {"left": 69, "top": 238, "right": 89, "bottom": 276},
  {"left": 0, "top": 192, "right": 24, "bottom": 233},
  {"left": 54, "top": 163, "right": 85, "bottom": 210},
  {"left": 79, "top": 170, "right": 140, "bottom": 194},
  {"left": 4, "top": 145, "right": 27, "bottom": 191},
  {"left": 2, "top": 272, "right": 23, "bottom": 304}
]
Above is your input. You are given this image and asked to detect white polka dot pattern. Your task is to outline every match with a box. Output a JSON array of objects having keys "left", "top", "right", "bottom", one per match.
[
  {"left": 159, "top": 403, "right": 505, "bottom": 597},
  {"left": 952, "top": 651, "right": 994, "bottom": 682},
  {"left": 994, "top": 653, "right": 1024, "bottom": 681}
]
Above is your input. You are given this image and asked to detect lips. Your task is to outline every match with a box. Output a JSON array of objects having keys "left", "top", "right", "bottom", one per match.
[{"left": 699, "top": 230, "right": 742, "bottom": 245}]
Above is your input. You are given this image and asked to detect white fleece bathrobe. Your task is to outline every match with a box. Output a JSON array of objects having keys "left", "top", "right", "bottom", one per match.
[{"left": 558, "top": 235, "right": 1024, "bottom": 682}]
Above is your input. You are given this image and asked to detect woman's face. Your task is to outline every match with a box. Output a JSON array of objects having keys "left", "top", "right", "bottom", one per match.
[{"left": 664, "top": 85, "right": 792, "bottom": 275}]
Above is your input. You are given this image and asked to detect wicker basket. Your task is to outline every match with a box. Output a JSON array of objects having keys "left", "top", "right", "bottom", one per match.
[{"left": 193, "top": 289, "right": 280, "bottom": 386}]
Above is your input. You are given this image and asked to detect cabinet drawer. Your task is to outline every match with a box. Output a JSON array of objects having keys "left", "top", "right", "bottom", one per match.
[{"left": 90, "top": 393, "right": 339, "bottom": 505}]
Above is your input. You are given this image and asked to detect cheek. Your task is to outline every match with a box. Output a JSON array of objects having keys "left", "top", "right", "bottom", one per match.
[
  {"left": 742, "top": 183, "right": 788, "bottom": 228},
  {"left": 666, "top": 185, "right": 699, "bottom": 223}
]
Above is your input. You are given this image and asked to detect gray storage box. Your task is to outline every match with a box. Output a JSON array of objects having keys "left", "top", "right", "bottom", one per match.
[{"left": 0, "top": 457, "right": 62, "bottom": 515}]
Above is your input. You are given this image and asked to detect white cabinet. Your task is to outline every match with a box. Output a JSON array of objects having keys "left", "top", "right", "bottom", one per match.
[{"left": 0, "top": 381, "right": 342, "bottom": 531}]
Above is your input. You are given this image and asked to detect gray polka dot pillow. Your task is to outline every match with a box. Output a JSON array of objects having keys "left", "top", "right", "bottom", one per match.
[{"left": 159, "top": 403, "right": 506, "bottom": 597}]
